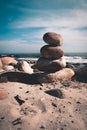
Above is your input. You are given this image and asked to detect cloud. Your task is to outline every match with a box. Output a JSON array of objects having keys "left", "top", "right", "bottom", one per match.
[
  {"left": 38, "top": 26, "right": 87, "bottom": 52},
  {"left": 9, "top": 8, "right": 87, "bottom": 30},
  {"left": 5, "top": 1, "right": 87, "bottom": 53},
  {"left": 8, "top": 7, "right": 87, "bottom": 53},
  {"left": 0, "top": 39, "right": 43, "bottom": 53}
]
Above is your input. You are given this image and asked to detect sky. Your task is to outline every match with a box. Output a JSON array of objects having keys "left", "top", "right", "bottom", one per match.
[{"left": 0, "top": 0, "right": 87, "bottom": 54}]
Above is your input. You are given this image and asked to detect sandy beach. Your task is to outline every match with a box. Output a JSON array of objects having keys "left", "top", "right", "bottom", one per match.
[{"left": 0, "top": 69, "right": 87, "bottom": 130}]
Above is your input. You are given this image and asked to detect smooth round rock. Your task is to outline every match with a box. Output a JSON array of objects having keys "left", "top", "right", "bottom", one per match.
[
  {"left": 0, "top": 90, "right": 8, "bottom": 100},
  {"left": 18, "top": 61, "right": 33, "bottom": 74},
  {"left": 43, "top": 32, "right": 63, "bottom": 46},
  {"left": 0, "top": 68, "right": 4, "bottom": 73},
  {"left": 40, "top": 45, "right": 64, "bottom": 59},
  {"left": 38, "top": 68, "right": 75, "bottom": 83},
  {"left": 1, "top": 57, "right": 17, "bottom": 65},
  {"left": 36, "top": 56, "right": 66, "bottom": 72},
  {"left": 3, "top": 65, "right": 14, "bottom": 71}
]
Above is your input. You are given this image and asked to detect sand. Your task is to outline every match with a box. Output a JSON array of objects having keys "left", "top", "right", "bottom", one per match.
[{"left": 0, "top": 73, "right": 87, "bottom": 130}]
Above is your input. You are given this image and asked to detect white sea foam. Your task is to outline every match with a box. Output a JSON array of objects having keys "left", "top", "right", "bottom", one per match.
[
  {"left": 18, "top": 57, "right": 38, "bottom": 63},
  {"left": 1, "top": 53, "right": 87, "bottom": 64},
  {"left": 64, "top": 56, "right": 87, "bottom": 63},
  {"left": 18, "top": 56, "right": 87, "bottom": 64}
]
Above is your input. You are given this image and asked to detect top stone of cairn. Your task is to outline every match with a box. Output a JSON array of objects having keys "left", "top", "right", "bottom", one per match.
[{"left": 43, "top": 32, "right": 63, "bottom": 46}]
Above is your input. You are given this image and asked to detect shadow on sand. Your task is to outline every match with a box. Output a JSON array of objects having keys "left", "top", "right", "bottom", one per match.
[
  {"left": 0, "top": 71, "right": 87, "bottom": 85},
  {"left": 0, "top": 71, "right": 43, "bottom": 85}
]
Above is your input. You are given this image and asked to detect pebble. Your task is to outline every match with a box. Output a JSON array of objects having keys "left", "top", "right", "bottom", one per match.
[
  {"left": 0, "top": 90, "right": 8, "bottom": 100},
  {"left": 45, "top": 89, "right": 63, "bottom": 98}
]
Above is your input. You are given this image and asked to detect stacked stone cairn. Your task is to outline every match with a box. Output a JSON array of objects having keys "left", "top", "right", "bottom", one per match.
[
  {"left": 36, "top": 32, "right": 66, "bottom": 72},
  {"left": 36, "top": 32, "right": 75, "bottom": 82}
]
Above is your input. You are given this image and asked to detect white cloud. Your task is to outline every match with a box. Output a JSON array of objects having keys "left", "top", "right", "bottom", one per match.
[
  {"left": 37, "top": 26, "right": 87, "bottom": 52},
  {"left": 0, "top": 39, "right": 43, "bottom": 53},
  {"left": 8, "top": 6, "right": 87, "bottom": 53},
  {"left": 9, "top": 8, "right": 87, "bottom": 30}
]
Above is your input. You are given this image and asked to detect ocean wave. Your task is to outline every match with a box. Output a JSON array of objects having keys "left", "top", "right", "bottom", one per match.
[
  {"left": 17, "top": 56, "right": 87, "bottom": 64},
  {"left": 64, "top": 56, "right": 87, "bottom": 63},
  {"left": 0, "top": 53, "right": 87, "bottom": 64}
]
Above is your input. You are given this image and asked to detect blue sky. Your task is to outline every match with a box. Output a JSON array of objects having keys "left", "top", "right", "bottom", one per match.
[{"left": 0, "top": 0, "right": 87, "bottom": 54}]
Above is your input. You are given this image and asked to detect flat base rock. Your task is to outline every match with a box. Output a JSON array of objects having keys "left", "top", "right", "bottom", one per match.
[{"left": 38, "top": 68, "right": 75, "bottom": 83}]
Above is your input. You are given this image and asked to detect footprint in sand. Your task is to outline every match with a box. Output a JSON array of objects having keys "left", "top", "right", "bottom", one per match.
[{"left": 36, "top": 99, "right": 47, "bottom": 113}]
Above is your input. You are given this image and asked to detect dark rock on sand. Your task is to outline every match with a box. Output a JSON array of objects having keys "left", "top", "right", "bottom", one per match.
[
  {"left": 40, "top": 45, "right": 64, "bottom": 59},
  {"left": 14, "top": 95, "right": 25, "bottom": 105},
  {"left": 43, "top": 32, "right": 63, "bottom": 46},
  {"left": 73, "top": 66, "right": 87, "bottom": 83},
  {"left": 45, "top": 89, "right": 63, "bottom": 98}
]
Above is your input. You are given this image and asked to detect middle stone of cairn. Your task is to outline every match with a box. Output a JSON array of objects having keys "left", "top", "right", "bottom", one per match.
[{"left": 36, "top": 32, "right": 66, "bottom": 72}]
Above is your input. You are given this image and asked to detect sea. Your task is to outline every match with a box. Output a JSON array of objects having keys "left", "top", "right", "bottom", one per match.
[{"left": 0, "top": 52, "right": 87, "bottom": 64}]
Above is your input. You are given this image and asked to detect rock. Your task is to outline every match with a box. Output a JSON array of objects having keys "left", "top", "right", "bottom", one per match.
[
  {"left": 73, "top": 66, "right": 87, "bottom": 82},
  {"left": 0, "top": 68, "right": 4, "bottom": 73},
  {"left": 38, "top": 68, "right": 75, "bottom": 83},
  {"left": 0, "top": 90, "right": 8, "bottom": 100},
  {"left": 40, "top": 45, "right": 64, "bottom": 59},
  {"left": 14, "top": 95, "right": 25, "bottom": 105},
  {"left": 36, "top": 56, "right": 66, "bottom": 72},
  {"left": 74, "top": 66, "right": 87, "bottom": 77},
  {"left": 1, "top": 57, "right": 17, "bottom": 66},
  {"left": 43, "top": 32, "right": 63, "bottom": 46},
  {"left": 18, "top": 61, "right": 33, "bottom": 74},
  {"left": 0, "top": 59, "right": 3, "bottom": 67},
  {"left": 45, "top": 89, "right": 63, "bottom": 98},
  {"left": 3, "top": 65, "right": 14, "bottom": 71}
]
